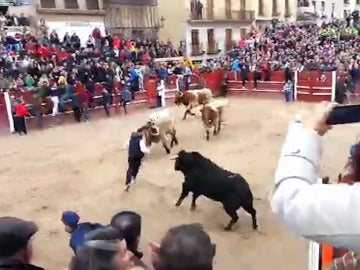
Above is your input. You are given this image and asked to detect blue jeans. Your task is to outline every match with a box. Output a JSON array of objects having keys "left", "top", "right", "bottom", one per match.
[{"left": 285, "top": 90, "right": 293, "bottom": 102}]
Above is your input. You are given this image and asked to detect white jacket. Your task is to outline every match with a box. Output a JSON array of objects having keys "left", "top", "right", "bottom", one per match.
[{"left": 271, "top": 119, "right": 360, "bottom": 252}]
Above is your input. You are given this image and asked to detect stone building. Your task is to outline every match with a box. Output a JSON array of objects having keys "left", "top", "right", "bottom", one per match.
[
  {"left": 297, "top": 0, "right": 360, "bottom": 20},
  {"left": 253, "top": 0, "right": 298, "bottom": 25},
  {"left": 104, "top": 0, "right": 160, "bottom": 39}
]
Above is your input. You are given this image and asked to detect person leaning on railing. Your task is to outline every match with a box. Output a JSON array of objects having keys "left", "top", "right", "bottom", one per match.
[{"left": 270, "top": 101, "right": 360, "bottom": 252}]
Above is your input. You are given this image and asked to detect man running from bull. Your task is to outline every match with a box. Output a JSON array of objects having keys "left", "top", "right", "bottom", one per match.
[{"left": 123, "top": 129, "right": 150, "bottom": 192}]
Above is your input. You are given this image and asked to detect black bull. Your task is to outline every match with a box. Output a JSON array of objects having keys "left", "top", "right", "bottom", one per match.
[{"left": 173, "top": 150, "right": 258, "bottom": 231}]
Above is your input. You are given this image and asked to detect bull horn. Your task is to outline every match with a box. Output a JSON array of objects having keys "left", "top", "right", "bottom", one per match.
[
  {"left": 170, "top": 155, "right": 178, "bottom": 160},
  {"left": 150, "top": 126, "right": 160, "bottom": 136}
]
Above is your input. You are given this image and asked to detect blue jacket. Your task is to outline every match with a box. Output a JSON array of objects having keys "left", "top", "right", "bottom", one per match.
[
  {"left": 130, "top": 68, "right": 139, "bottom": 79},
  {"left": 69, "top": 222, "right": 103, "bottom": 254},
  {"left": 231, "top": 60, "right": 240, "bottom": 71},
  {"left": 156, "top": 68, "right": 167, "bottom": 80}
]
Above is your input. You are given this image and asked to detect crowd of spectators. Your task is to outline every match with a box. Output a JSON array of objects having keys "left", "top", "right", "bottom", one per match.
[
  {"left": 0, "top": 212, "right": 216, "bottom": 270},
  {"left": 228, "top": 15, "right": 360, "bottom": 79},
  {"left": 0, "top": 16, "right": 189, "bottom": 100}
]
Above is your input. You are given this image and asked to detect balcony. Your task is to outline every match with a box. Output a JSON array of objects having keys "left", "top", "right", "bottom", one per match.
[
  {"left": 191, "top": 44, "right": 204, "bottom": 56},
  {"left": 207, "top": 42, "right": 220, "bottom": 54},
  {"left": 189, "top": 10, "right": 255, "bottom": 23}
]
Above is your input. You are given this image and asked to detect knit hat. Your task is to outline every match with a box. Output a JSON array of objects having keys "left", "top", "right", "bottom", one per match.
[{"left": 61, "top": 211, "right": 80, "bottom": 227}]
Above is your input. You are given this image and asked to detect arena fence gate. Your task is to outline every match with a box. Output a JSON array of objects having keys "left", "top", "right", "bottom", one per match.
[{"left": 0, "top": 70, "right": 343, "bottom": 133}]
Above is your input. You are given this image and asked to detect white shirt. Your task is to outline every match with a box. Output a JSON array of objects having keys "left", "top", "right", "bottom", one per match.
[
  {"left": 123, "top": 138, "right": 150, "bottom": 154},
  {"left": 271, "top": 120, "right": 360, "bottom": 252}
]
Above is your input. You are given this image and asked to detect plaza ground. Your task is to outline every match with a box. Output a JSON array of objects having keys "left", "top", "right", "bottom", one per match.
[{"left": 0, "top": 97, "right": 355, "bottom": 270}]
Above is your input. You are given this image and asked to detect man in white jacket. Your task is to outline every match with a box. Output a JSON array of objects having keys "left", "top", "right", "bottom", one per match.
[{"left": 271, "top": 102, "right": 360, "bottom": 252}]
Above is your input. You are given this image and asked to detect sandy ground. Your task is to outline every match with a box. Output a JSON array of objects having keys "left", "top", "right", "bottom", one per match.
[{"left": 0, "top": 97, "right": 357, "bottom": 270}]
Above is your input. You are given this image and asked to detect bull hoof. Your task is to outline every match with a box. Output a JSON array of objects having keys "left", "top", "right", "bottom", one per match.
[
  {"left": 206, "top": 136, "right": 210, "bottom": 141},
  {"left": 165, "top": 149, "right": 171, "bottom": 154},
  {"left": 175, "top": 202, "right": 181, "bottom": 207},
  {"left": 190, "top": 205, "right": 196, "bottom": 211},
  {"left": 224, "top": 226, "right": 232, "bottom": 231}
]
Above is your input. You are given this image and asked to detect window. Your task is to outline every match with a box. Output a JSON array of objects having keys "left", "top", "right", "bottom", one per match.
[
  {"left": 207, "top": 28, "right": 215, "bottom": 53},
  {"left": 297, "top": 0, "right": 309, "bottom": 7},
  {"left": 102, "top": 0, "right": 107, "bottom": 8},
  {"left": 206, "top": 0, "right": 213, "bottom": 19},
  {"left": 285, "top": 0, "right": 290, "bottom": 16},
  {"left": 240, "top": 28, "right": 247, "bottom": 37},
  {"left": 86, "top": 0, "right": 99, "bottom": 9},
  {"left": 225, "top": 29, "right": 232, "bottom": 50},
  {"left": 240, "top": 0, "right": 246, "bottom": 10},
  {"left": 40, "top": 0, "right": 55, "bottom": 8},
  {"left": 190, "top": 0, "right": 196, "bottom": 19},
  {"left": 272, "top": 0, "right": 278, "bottom": 15},
  {"left": 191, "top": 30, "right": 200, "bottom": 55},
  {"left": 357, "top": 0, "right": 360, "bottom": 5},
  {"left": 320, "top": 1, "right": 325, "bottom": 12},
  {"left": 258, "top": 0, "right": 264, "bottom": 15},
  {"left": 64, "top": 0, "right": 79, "bottom": 8},
  {"left": 191, "top": 30, "right": 199, "bottom": 44},
  {"left": 331, "top": 3, "right": 335, "bottom": 17},
  {"left": 225, "top": 0, "right": 232, "bottom": 19},
  {"left": 344, "top": 0, "right": 350, "bottom": 4},
  {"left": 312, "top": 0, "right": 316, "bottom": 12}
]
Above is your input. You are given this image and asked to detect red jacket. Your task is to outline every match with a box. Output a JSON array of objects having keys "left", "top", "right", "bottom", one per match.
[{"left": 14, "top": 103, "right": 30, "bottom": 117}]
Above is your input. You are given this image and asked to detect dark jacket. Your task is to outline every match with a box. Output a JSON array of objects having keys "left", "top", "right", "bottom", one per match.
[
  {"left": 120, "top": 89, "right": 132, "bottom": 103},
  {"left": 128, "top": 133, "right": 144, "bottom": 159},
  {"left": 0, "top": 259, "right": 45, "bottom": 270}
]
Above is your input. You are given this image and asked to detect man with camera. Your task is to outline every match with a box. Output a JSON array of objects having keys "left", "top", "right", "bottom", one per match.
[{"left": 271, "top": 102, "right": 360, "bottom": 252}]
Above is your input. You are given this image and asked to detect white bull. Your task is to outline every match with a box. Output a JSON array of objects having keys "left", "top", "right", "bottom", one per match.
[{"left": 139, "top": 109, "right": 179, "bottom": 154}]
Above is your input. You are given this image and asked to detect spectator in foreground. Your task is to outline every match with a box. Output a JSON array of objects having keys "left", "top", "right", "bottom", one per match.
[
  {"left": 86, "top": 239, "right": 137, "bottom": 270},
  {"left": 270, "top": 102, "right": 360, "bottom": 252},
  {"left": 70, "top": 226, "right": 124, "bottom": 270},
  {"left": 0, "top": 216, "right": 45, "bottom": 270},
  {"left": 61, "top": 211, "right": 103, "bottom": 254},
  {"left": 110, "top": 211, "right": 145, "bottom": 265},
  {"left": 149, "top": 223, "right": 216, "bottom": 270}
]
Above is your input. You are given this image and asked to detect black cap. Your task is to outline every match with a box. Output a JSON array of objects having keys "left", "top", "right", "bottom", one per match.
[{"left": 0, "top": 217, "right": 38, "bottom": 257}]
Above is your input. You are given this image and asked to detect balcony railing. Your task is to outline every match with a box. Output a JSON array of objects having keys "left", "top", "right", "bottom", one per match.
[
  {"left": 207, "top": 42, "right": 219, "bottom": 54},
  {"left": 189, "top": 10, "right": 254, "bottom": 22},
  {"left": 191, "top": 44, "right": 204, "bottom": 56},
  {"left": 225, "top": 42, "right": 233, "bottom": 51},
  {"left": 232, "top": 10, "right": 255, "bottom": 21}
]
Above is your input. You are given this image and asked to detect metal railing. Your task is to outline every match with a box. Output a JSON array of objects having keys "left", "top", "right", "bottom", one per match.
[{"left": 190, "top": 9, "right": 254, "bottom": 21}]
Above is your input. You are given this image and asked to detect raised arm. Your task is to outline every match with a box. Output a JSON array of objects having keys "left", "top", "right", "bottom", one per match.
[{"left": 271, "top": 103, "right": 360, "bottom": 252}]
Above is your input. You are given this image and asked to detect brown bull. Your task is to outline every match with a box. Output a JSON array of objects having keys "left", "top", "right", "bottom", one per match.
[
  {"left": 200, "top": 99, "right": 228, "bottom": 141},
  {"left": 174, "top": 88, "right": 213, "bottom": 120}
]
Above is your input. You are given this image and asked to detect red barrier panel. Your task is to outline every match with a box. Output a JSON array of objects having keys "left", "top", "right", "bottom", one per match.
[
  {"left": 296, "top": 71, "right": 333, "bottom": 102},
  {"left": 199, "top": 70, "right": 223, "bottom": 95},
  {"left": 0, "top": 70, "right": 339, "bottom": 134},
  {"left": 227, "top": 71, "right": 285, "bottom": 97},
  {"left": 226, "top": 70, "right": 334, "bottom": 102},
  {"left": 144, "top": 78, "right": 157, "bottom": 108}
]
